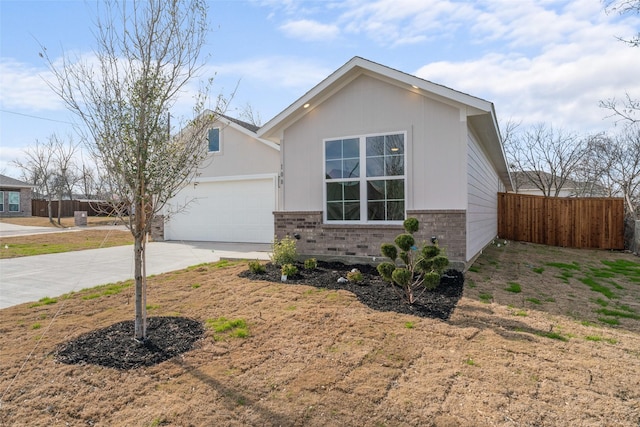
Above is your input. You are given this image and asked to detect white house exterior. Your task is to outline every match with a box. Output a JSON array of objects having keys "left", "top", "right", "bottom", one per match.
[
  {"left": 258, "top": 57, "right": 512, "bottom": 268},
  {"left": 163, "top": 114, "right": 280, "bottom": 243}
]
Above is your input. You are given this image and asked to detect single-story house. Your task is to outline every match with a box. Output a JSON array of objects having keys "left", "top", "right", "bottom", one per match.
[
  {"left": 511, "top": 171, "right": 608, "bottom": 198},
  {"left": 0, "top": 174, "right": 35, "bottom": 217},
  {"left": 257, "top": 57, "right": 512, "bottom": 269},
  {"left": 163, "top": 114, "right": 280, "bottom": 243}
]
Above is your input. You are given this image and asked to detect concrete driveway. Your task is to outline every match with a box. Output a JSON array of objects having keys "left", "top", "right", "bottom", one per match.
[{"left": 0, "top": 225, "right": 270, "bottom": 309}]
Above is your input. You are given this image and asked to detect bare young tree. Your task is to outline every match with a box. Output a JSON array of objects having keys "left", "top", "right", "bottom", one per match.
[
  {"left": 606, "top": 127, "right": 640, "bottom": 217},
  {"left": 505, "top": 123, "right": 589, "bottom": 197},
  {"left": 43, "top": 0, "right": 217, "bottom": 341}
]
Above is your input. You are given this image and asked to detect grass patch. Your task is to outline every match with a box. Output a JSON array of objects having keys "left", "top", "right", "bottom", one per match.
[
  {"left": 29, "top": 296, "right": 57, "bottom": 307},
  {"left": 532, "top": 267, "right": 545, "bottom": 274},
  {"left": 205, "top": 317, "right": 249, "bottom": 340},
  {"left": 600, "top": 259, "right": 640, "bottom": 279},
  {"left": 596, "top": 308, "right": 640, "bottom": 320},
  {"left": 546, "top": 262, "right": 580, "bottom": 270},
  {"left": 81, "top": 280, "right": 133, "bottom": 300},
  {"left": 505, "top": 282, "right": 522, "bottom": 293},
  {"left": 31, "top": 323, "right": 42, "bottom": 330},
  {"left": 579, "top": 277, "right": 615, "bottom": 299},
  {"left": 478, "top": 293, "right": 493, "bottom": 303},
  {"left": 404, "top": 321, "right": 415, "bottom": 329},
  {"left": 535, "top": 331, "right": 569, "bottom": 342},
  {"left": 525, "top": 297, "right": 541, "bottom": 305},
  {"left": 593, "top": 298, "right": 609, "bottom": 307},
  {"left": 191, "top": 283, "right": 201, "bottom": 289},
  {"left": 468, "top": 265, "right": 480, "bottom": 273},
  {"left": 598, "top": 317, "right": 620, "bottom": 326}
]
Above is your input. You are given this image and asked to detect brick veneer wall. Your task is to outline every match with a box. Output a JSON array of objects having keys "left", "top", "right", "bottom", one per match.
[
  {"left": 150, "top": 215, "right": 165, "bottom": 241},
  {"left": 0, "top": 188, "right": 32, "bottom": 217},
  {"left": 274, "top": 210, "right": 467, "bottom": 267}
]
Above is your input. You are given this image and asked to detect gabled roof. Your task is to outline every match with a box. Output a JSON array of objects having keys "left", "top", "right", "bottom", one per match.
[
  {"left": 187, "top": 110, "right": 279, "bottom": 151},
  {"left": 0, "top": 174, "right": 34, "bottom": 188},
  {"left": 257, "top": 56, "right": 511, "bottom": 190}
]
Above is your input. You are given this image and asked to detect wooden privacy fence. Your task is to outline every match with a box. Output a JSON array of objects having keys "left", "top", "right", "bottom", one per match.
[
  {"left": 498, "top": 193, "right": 625, "bottom": 250},
  {"left": 31, "top": 199, "right": 123, "bottom": 217}
]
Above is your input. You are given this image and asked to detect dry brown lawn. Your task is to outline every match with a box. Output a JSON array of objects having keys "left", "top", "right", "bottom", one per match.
[
  {"left": 1, "top": 242, "right": 639, "bottom": 426},
  {"left": 0, "top": 229, "right": 133, "bottom": 259}
]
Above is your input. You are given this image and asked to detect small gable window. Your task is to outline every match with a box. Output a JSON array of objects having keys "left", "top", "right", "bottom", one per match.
[
  {"left": 208, "top": 128, "right": 220, "bottom": 152},
  {"left": 324, "top": 132, "right": 406, "bottom": 223}
]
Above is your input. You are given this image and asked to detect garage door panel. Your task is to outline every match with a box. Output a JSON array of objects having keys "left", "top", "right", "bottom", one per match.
[{"left": 165, "top": 178, "right": 275, "bottom": 243}]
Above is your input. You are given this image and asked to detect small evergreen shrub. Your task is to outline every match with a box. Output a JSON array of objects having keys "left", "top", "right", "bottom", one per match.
[
  {"left": 270, "top": 235, "right": 297, "bottom": 266},
  {"left": 346, "top": 269, "right": 363, "bottom": 283},
  {"left": 376, "top": 217, "right": 449, "bottom": 304},
  {"left": 248, "top": 260, "right": 266, "bottom": 274},
  {"left": 281, "top": 263, "right": 298, "bottom": 277},
  {"left": 304, "top": 258, "right": 318, "bottom": 270}
]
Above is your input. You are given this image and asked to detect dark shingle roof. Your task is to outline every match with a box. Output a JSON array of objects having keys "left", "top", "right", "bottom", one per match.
[
  {"left": 0, "top": 174, "right": 33, "bottom": 188},
  {"left": 219, "top": 114, "right": 260, "bottom": 133}
]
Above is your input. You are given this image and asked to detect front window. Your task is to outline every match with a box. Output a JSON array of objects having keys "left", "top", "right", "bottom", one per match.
[
  {"left": 8, "top": 191, "right": 19, "bottom": 212},
  {"left": 0, "top": 191, "right": 4, "bottom": 211},
  {"left": 324, "top": 132, "right": 405, "bottom": 223}
]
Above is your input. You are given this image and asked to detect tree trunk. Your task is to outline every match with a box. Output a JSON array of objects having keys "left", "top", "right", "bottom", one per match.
[{"left": 133, "top": 234, "right": 147, "bottom": 341}]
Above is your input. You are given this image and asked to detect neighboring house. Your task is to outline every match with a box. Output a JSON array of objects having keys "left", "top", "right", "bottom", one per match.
[
  {"left": 0, "top": 174, "right": 35, "bottom": 217},
  {"left": 163, "top": 113, "right": 280, "bottom": 243},
  {"left": 511, "top": 171, "right": 608, "bottom": 197},
  {"left": 257, "top": 57, "right": 512, "bottom": 269}
]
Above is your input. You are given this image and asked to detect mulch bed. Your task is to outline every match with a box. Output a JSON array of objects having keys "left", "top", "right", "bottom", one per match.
[
  {"left": 54, "top": 317, "right": 204, "bottom": 370},
  {"left": 54, "top": 262, "right": 463, "bottom": 371},
  {"left": 239, "top": 260, "right": 464, "bottom": 320}
]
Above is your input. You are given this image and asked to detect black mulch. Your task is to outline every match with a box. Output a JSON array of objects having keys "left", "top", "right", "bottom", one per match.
[
  {"left": 239, "top": 261, "right": 464, "bottom": 320},
  {"left": 54, "top": 262, "right": 463, "bottom": 371},
  {"left": 54, "top": 316, "right": 204, "bottom": 370}
]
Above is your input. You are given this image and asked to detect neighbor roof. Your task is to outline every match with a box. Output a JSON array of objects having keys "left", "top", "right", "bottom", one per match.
[{"left": 0, "top": 174, "right": 34, "bottom": 188}]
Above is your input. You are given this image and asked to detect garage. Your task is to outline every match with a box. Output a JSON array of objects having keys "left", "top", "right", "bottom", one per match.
[{"left": 164, "top": 176, "right": 277, "bottom": 244}]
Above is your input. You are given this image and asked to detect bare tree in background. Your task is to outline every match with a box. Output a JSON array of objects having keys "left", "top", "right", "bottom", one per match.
[
  {"left": 504, "top": 123, "right": 589, "bottom": 196},
  {"left": 237, "top": 102, "right": 263, "bottom": 127},
  {"left": 13, "top": 134, "right": 79, "bottom": 223},
  {"left": 601, "top": 0, "right": 639, "bottom": 124},
  {"left": 43, "top": 0, "right": 218, "bottom": 341}
]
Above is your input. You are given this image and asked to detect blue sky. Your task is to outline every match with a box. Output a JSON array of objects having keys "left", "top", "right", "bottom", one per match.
[{"left": 1, "top": 0, "right": 639, "bottom": 177}]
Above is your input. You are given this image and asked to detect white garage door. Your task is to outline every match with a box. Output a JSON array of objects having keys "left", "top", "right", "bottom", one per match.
[{"left": 165, "top": 177, "right": 276, "bottom": 243}]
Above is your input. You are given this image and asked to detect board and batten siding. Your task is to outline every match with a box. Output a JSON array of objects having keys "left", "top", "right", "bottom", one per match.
[{"left": 466, "top": 130, "right": 501, "bottom": 261}]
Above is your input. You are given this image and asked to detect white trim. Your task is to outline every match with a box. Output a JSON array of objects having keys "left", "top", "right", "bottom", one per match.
[
  {"left": 193, "top": 173, "right": 278, "bottom": 184},
  {"left": 216, "top": 115, "right": 280, "bottom": 151}
]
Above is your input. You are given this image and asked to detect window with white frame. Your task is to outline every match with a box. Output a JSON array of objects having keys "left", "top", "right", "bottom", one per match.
[
  {"left": 208, "top": 128, "right": 220, "bottom": 152},
  {"left": 8, "top": 191, "right": 20, "bottom": 212},
  {"left": 0, "top": 191, "right": 4, "bottom": 212},
  {"left": 324, "top": 132, "right": 405, "bottom": 222}
]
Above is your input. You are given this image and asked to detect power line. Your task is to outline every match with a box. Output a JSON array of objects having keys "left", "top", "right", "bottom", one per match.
[{"left": 0, "top": 109, "right": 74, "bottom": 125}]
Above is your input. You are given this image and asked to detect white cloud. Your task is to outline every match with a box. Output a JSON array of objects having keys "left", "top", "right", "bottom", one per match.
[
  {"left": 279, "top": 19, "right": 340, "bottom": 41},
  {"left": 415, "top": 40, "right": 640, "bottom": 132},
  {"left": 209, "top": 56, "right": 333, "bottom": 90},
  {"left": 0, "top": 59, "right": 62, "bottom": 111}
]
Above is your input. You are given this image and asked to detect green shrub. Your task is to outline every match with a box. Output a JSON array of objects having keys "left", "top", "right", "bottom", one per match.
[
  {"left": 346, "top": 269, "right": 363, "bottom": 283},
  {"left": 270, "top": 235, "right": 297, "bottom": 266},
  {"left": 281, "top": 263, "right": 298, "bottom": 277},
  {"left": 304, "top": 258, "right": 318, "bottom": 270},
  {"left": 376, "top": 217, "right": 450, "bottom": 304},
  {"left": 248, "top": 260, "right": 266, "bottom": 274}
]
